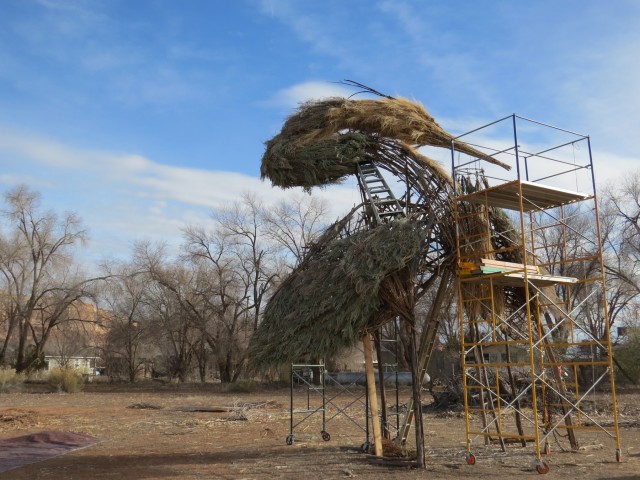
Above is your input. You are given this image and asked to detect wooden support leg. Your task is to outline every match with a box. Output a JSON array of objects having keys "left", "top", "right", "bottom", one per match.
[{"left": 363, "top": 334, "right": 384, "bottom": 457}]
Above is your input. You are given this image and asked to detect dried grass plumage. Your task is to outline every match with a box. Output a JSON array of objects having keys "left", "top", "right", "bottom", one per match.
[
  {"left": 248, "top": 219, "right": 425, "bottom": 369},
  {"left": 261, "top": 97, "right": 508, "bottom": 185}
]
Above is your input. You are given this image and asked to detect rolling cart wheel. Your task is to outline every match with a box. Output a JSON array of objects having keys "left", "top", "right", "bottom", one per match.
[
  {"left": 534, "top": 460, "right": 550, "bottom": 474},
  {"left": 544, "top": 442, "right": 551, "bottom": 455},
  {"left": 360, "top": 442, "right": 370, "bottom": 453},
  {"left": 321, "top": 430, "right": 331, "bottom": 442},
  {"left": 465, "top": 452, "right": 476, "bottom": 465},
  {"left": 286, "top": 434, "right": 294, "bottom": 446},
  {"left": 616, "top": 449, "right": 622, "bottom": 462}
]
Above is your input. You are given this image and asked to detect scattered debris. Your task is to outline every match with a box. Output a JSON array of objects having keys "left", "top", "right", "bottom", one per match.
[
  {"left": 174, "top": 406, "right": 228, "bottom": 413},
  {"left": 0, "top": 409, "right": 39, "bottom": 427},
  {"left": 127, "top": 402, "right": 162, "bottom": 410},
  {"left": 381, "top": 438, "right": 410, "bottom": 458},
  {"left": 227, "top": 399, "right": 274, "bottom": 422}
]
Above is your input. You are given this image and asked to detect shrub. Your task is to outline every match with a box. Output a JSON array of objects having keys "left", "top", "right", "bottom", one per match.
[
  {"left": 614, "top": 329, "right": 640, "bottom": 385},
  {"left": 0, "top": 367, "right": 25, "bottom": 393},
  {"left": 26, "top": 369, "right": 49, "bottom": 383},
  {"left": 47, "top": 367, "right": 84, "bottom": 393},
  {"left": 226, "top": 380, "right": 258, "bottom": 393}
]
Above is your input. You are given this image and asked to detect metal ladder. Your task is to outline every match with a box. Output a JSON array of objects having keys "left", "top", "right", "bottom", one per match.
[
  {"left": 356, "top": 161, "right": 404, "bottom": 224},
  {"left": 356, "top": 160, "right": 447, "bottom": 446}
]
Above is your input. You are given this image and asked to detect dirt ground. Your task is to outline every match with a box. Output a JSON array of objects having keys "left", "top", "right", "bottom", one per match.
[{"left": 0, "top": 383, "right": 639, "bottom": 479}]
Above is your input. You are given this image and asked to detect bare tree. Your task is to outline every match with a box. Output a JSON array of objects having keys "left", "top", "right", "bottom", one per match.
[
  {"left": 523, "top": 177, "right": 640, "bottom": 349},
  {"left": 212, "top": 192, "right": 281, "bottom": 331},
  {"left": 98, "top": 261, "right": 152, "bottom": 382},
  {"left": 182, "top": 193, "right": 288, "bottom": 382},
  {"left": 0, "top": 185, "right": 98, "bottom": 372},
  {"left": 602, "top": 172, "right": 640, "bottom": 295},
  {"left": 182, "top": 230, "right": 258, "bottom": 382},
  {"left": 135, "top": 242, "right": 206, "bottom": 382},
  {"left": 263, "top": 194, "right": 329, "bottom": 267},
  {"left": 530, "top": 204, "right": 612, "bottom": 342}
]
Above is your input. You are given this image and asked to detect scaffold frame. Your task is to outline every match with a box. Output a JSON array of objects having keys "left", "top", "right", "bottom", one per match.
[
  {"left": 286, "top": 324, "right": 405, "bottom": 452},
  {"left": 451, "top": 114, "right": 622, "bottom": 474}
]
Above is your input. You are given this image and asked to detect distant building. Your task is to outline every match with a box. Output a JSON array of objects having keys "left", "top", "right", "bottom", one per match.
[{"left": 44, "top": 355, "right": 101, "bottom": 376}]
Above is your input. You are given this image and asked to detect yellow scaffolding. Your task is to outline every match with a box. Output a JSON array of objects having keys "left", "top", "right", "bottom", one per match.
[{"left": 451, "top": 115, "right": 621, "bottom": 474}]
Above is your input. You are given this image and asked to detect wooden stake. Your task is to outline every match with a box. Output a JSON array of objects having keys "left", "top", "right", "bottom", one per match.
[
  {"left": 363, "top": 333, "right": 384, "bottom": 457},
  {"left": 374, "top": 331, "right": 389, "bottom": 439}
]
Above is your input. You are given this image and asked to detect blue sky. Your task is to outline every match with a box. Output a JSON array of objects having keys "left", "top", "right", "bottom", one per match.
[{"left": 1, "top": 0, "right": 639, "bottom": 268}]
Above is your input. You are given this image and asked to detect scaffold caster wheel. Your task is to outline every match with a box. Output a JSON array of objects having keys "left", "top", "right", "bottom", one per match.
[
  {"left": 544, "top": 443, "right": 551, "bottom": 455},
  {"left": 465, "top": 452, "right": 476, "bottom": 465},
  {"left": 286, "top": 434, "right": 294, "bottom": 446},
  {"left": 321, "top": 430, "right": 331, "bottom": 442},
  {"left": 534, "top": 460, "right": 550, "bottom": 474},
  {"left": 360, "top": 442, "right": 370, "bottom": 453},
  {"left": 616, "top": 449, "right": 622, "bottom": 462}
]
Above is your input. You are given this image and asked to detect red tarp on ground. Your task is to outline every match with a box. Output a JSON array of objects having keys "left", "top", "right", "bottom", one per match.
[{"left": 0, "top": 431, "right": 100, "bottom": 473}]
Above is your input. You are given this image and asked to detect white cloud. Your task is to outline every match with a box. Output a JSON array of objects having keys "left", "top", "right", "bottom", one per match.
[
  {"left": 591, "top": 150, "right": 640, "bottom": 186},
  {"left": 258, "top": 1, "right": 370, "bottom": 73},
  {"left": 567, "top": 39, "right": 640, "bottom": 156},
  {"left": 3, "top": 118, "right": 629, "bottom": 272},
  {"left": 0, "top": 128, "right": 89, "bottom": 169},
  {"left": 261, "top": 2, "right": 342, "bottom": 53},
  {"left": 376, "top": 0, "right": 427, "bottom": 40},
  {"left": 264, "top": 81, "right": 353, "bottom": 109},
  {"left": 0, "top": 125, "right": 358, "bottom": 267}
]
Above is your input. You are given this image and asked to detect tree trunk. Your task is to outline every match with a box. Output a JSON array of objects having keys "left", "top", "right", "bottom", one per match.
[
  {"left": 178, "top": 365, "right": 189, "bottom": 383},
  {"left": 219, "top": 359, "right": 232, "bottom": 383},
  {"left": 198, "top": 360, "right": 207, "bottom": 383},
  {"left": 15, "top": 318, "right": 29, "bottom": 372},
  {"left": 311, "top": 361, "right": 322, "bottom": 386},
  {"left": 0, "top": 315, "right": 18, "bottom": 365}
]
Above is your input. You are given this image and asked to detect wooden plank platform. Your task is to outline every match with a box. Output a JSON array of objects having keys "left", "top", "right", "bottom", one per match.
[
  {"left": 461, "top": 271, "right": 578, "bottom": 287},
  {"left": 458, "top": 180, "right": 591, "bottom": 212},
  {"left": 480, "top": 258, "right": 537, "bottom": 270},
  {"left": 458, "top": 258, "right": 540, "bottom": 277}
]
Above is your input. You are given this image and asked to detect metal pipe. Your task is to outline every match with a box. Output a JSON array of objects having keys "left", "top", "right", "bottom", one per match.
[
  {"left": 529, "top": 165, "right": 591, "bottom": 184},
  {"left": 453, "top": 114, "right": 514, "bottom": 139},
  {"left": 515, "top": 114, "right": 588, "bottom": 137},
  {"left": 512, "top": 114, "right": 521, "bottom": 179}
]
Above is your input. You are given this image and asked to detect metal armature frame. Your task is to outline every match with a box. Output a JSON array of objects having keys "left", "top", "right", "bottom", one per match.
[{"left": 451, "top": 114, "right": 622, "bottom": 474}]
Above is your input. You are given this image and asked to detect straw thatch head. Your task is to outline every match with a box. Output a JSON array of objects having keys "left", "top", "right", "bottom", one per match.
[{"left": 260, "top": 96, "right": 509, "bottom": 188}]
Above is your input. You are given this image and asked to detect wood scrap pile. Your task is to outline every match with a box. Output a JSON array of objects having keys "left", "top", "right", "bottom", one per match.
[{"left": 458, "top": 259, "right": 540, "bottom": 277}]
